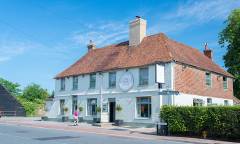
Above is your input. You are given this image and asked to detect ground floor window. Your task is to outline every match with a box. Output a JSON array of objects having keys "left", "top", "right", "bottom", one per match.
[
  {"left": 60, "top": 99, "right": 65, "bottom": 115},
  {"left": 207, "top": 98, "right": 212, "bottom": 105},
  {"left": 87, "top": 98, "right": 97, "bottom": 116},
  {"left": 193, "top": 98, "right": 204, "bottom": 106},
  {"left": 136, "top": 97, "right": 151, "bottom": 118},
  {"left": 224, "top": 100, "right": 229, "bottom": 106}
]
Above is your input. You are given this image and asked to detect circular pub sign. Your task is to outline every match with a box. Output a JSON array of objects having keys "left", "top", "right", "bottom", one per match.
[{"left": 119, "top": 72, "right": 134, "bottom": 91}]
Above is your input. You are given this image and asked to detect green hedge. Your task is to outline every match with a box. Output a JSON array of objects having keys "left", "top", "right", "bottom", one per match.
[{"left": 160, "top": 105, "right": 240, "bottom": 140}]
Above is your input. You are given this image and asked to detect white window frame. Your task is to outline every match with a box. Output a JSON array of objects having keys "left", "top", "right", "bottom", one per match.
[
  {"left": 205, "top": 72, "right": 212, "bottom": 87},
  {"left": 60, "top": 78, "right": 65, "bottom": 91},
  {"left": 72, "top": 76, "right": 78, "bottom": 90},
  {"left": 87, "top": 98, "right": 97, "bottom": 116},
  {"left": 139, "top": 67, "right": 149, "bottom": 86},
  {"left": 109, "top": 71, "right": 116, "bottom": 88},
  {"left": 207, "top": 98, "right": 212, "bottom": 105},
  {"left": 89, "top": 73, "right": 96, "bottom": 89},
  {"left": 223, "top": 77, "right": 228, "bottom": 90},
  {"left": 136, "top": 97, "right": 151, "bottom": 119}
]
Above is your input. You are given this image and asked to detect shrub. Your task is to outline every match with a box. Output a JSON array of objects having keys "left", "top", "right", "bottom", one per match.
[
  {"left": 116, "top": 104, "right": 122, "bottom": 112},
  {"left": 160, "top": 105, "right": 240, "bottom": 140}
]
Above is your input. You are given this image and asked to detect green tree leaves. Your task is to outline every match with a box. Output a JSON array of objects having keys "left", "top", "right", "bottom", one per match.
[
  {"left": 0, "top": 78, "right": 21, "bottom": 97},
  {"left": 219, "top": 8, "right": 240, "bottom": 98}
]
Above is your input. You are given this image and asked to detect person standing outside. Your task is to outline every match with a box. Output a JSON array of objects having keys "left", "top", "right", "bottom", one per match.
[{"left": 73, "top": 108, "right": 79, "bottom": 126}]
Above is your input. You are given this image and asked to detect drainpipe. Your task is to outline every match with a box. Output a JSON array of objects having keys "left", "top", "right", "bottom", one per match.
[{"left": 99, "top": 73, "right": 103, "bottom": 121}]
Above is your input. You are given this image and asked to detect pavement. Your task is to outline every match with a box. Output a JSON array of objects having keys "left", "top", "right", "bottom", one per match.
[{"left": 0, "top": 117, "right": 238, "bottom": 144}]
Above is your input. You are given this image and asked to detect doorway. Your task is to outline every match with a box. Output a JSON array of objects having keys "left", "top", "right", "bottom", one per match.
[{"left": 109, "top": 101, "right": 116, "bottom": 122}]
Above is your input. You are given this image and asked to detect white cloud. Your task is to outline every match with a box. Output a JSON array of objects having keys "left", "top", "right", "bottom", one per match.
[
  {"left": 0, "top": 40, "right": 34, "bottom": 62},
  {"left": 72, "top": 21, "right": 128, "bottom": 47},
  {"left": 150, "top": 0, "right": 240, "bottom": 34}
]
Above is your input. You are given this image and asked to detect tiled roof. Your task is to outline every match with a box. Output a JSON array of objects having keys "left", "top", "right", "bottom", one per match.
[{"left": 55, "top": 33, "right": 233, "bottom": 78}]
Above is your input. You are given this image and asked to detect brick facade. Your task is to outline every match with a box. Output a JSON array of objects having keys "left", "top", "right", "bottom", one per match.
[{"left": 174, "top": 63, "right": 233, "bottom": 99}]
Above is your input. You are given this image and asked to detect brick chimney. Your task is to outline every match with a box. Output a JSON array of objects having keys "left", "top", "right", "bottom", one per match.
[
  {"left": 129, "top": 16, "right": 146, "bottom": 46},
  {"left": 203, "top": 43, "right": 212, "bottom": 59},
  {"left": 87, "top": 40, "right": 96, "bottom": 51}
]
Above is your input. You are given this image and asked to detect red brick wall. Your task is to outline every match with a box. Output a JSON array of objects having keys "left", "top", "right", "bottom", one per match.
[{"left": 174, "top": 63, "right": 233, "bottom": 99}]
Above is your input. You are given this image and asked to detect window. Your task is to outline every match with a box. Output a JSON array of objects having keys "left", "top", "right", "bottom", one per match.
[
  {"left": 223, "top": 77, "right": 228, "bottom": 90},
  {"left": 136, "top": 97, "right": 151, "bottom": 118},
  {"left": 224, "top": 100, "right": 229, "bottom": 106},
  {"left": 193, "top": 98, "right": 204, "bottom": 106},
  {"left": 60, "top": 99, "right": 65, "bottom": 115},
  {"left": 89, "top": 73, "right": 96, "bottom": 89},
  {"left": 60, "top": 78, "right": 65, "bottom": 91},
  {"left": 72, "top": 76, "right": 78, "bottom": 90},
  {"left": 139, "top": 67, "right": 149, "bottom": 86},
  {"left": 72, "top": 96, "right": 78, "bottom": 114},
  {"left": 87, "top": 98, "right": 97, "bottom": 116},
  {"left": 205, "top": 72, "right": 212, "bottom": 87},
  {"left": 207, "top": 98, "right": 212, "bottom": 105},
  {"left": 109, "top": 72, "right": 116, "bottom": 88}
]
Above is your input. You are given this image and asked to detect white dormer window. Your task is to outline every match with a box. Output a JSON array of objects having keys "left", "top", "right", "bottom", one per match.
[
  {"left": 109, "top": 72, "right": 116, "bottom": 88},
  {"left": 60, "top": 78, "right": 65, "bottom": 91}
]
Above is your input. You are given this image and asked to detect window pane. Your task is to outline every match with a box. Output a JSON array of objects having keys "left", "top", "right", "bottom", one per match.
[
  {"left": 136, "top": 97, "right": 151, "bottom": 118},
  {"left": 109, "top": 72, "right": 116, "bottom": 88},
  {"left": 139, "top": 68, "right": 149, "bottom": 86},
  {"left": 90, "top": 74, "right": 96, "bottom": 89},
  {"left": 87, "top": 98, "right": 97, "bottom": 116},
  {"left": 72, "top": 76, "right": 78, "bottom": 90},
  {"left": 60, "top": 78, "right": 65, "bottom": 91},
  {"left": 223, "top": 77, "right": 228, "bottom": 90},
  {"left": 205, "top": 73, "right": 211, "bottom": 86}
]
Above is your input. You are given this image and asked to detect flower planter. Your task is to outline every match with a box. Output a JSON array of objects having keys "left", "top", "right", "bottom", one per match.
[
  {"left": 93, "top": 117, "right": 101, "bottom": 123},
  {"left": 114, "top": 119, "right": 124, "bottom": 126},
  {"left": 62, "top": 116, "right": 69, "bottom": 122},
  {"left": 78, "top": 117, "right": 83, "bottom": 122},
  {"left": 41, "top": 116, "right": 48, "bottom": 121}
]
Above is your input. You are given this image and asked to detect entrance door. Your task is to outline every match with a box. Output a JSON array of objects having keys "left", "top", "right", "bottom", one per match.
[{"left": 109, "top": 101, "right": 116, "bottom": 122}]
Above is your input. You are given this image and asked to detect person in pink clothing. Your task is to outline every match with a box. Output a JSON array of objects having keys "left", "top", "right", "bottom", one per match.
[{"left": 73, "top": 109, "right": 78, "bottom": 126}]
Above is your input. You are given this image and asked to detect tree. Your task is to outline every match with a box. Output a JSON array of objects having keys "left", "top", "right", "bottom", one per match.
[
  {"left": 21, "top": 83, "right": 49, "bottom": 103},
  {"left": 219, "top": 8, "right": 240, "bottom": 98},
  {"left": 0, "top": 77, "right": 21, "bottom": 97}
]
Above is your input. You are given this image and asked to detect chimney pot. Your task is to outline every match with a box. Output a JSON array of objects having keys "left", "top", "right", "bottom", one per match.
[
  {"left": 87, "top": 40, "right": 96, "bottom": 51},
  {"left": 203, "top": 43, "right": 212, "bottom": 59}
]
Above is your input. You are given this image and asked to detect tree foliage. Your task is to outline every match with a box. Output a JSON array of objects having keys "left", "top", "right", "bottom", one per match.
[
  {"left": 219, "top": 9, "right": 240, "bottom": 98},
  {"left": 0, "top": 77, "right": 21, "bottom": 97},
  {"left": 21, "top": 83, "right": 49, "bottom": 103}
]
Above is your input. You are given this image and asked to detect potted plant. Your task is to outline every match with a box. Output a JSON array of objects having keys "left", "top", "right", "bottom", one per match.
[
  {"left": 93, "top": 106, "right": 101, "bottom": 123},
  {"left": 78, "top": 106, "right": 84, "bottom": 122},
  {"left": 62, "top": 107, "right": 69, "bottom": 122},
  {"left": 115, "top": 104, "right": 124, "bottom": 126}
]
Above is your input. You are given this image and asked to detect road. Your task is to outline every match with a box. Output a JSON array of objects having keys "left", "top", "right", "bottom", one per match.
[{"left": 0, "top": 123, "right": 188, "bottom": 144}]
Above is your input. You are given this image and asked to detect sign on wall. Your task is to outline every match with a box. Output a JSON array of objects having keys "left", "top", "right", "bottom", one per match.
[
  {"left": 119, "top": 72, "right": 134, "bottom": 91},
  {"left": 156, "top": 64, "right": 165, "bottom": 83}
]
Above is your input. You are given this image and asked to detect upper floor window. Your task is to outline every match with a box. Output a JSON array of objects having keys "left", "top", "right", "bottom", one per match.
[
  {"left": 89, "top": 73, "right": 96, "bottom": 89},
  {"left": 109, "top": 72, "right": 116, "bottom": 88},
  {"left": 60, "top": 78, "right": 65, "bottom": 91},
  {"left": 139, "top": 67, "right": 149, "bottom": 86},
  {"left": 72, "top": 76, "right": 78, "bottom": 90},
  {"left": 205, "top": 72, "right": 212, "bottom": 87},
  {"left": 223, "top": 77, "right": 228, "bottom": 90},
  {"left": 207, "top": 98, "right": 212, "bottom": 105}
]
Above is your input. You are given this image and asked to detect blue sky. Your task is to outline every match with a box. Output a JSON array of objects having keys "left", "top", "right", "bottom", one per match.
[{"left": 0, "top": 0, "right": 239, "bottom": 91}]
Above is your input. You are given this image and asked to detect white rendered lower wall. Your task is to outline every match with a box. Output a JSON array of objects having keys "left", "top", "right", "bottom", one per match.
[{"left": 174, "top": 93, "right": 233, "bottom": 106}]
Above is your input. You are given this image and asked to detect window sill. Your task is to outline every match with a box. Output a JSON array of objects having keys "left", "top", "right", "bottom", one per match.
[
  {"left": 108, "top": 87, "right": 116, "bottom": 89},
  {"left": 135, "top": 117, "right": 151, "bottom": 120},
  {"left": 138, "top": 85, "right": 148, "bottom": 88}
]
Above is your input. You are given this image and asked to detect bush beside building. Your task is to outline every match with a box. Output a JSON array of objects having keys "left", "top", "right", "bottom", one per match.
[{"left": 160, "top": 105, "right": 240, "bottom": 140}]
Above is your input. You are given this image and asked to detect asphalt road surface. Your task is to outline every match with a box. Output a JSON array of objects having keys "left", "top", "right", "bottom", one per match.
[{"left": 0, "top": 123, "right": 188, "bottom": 144}]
